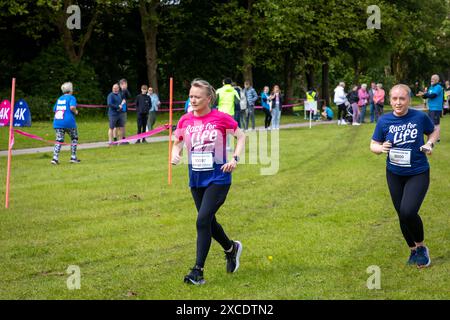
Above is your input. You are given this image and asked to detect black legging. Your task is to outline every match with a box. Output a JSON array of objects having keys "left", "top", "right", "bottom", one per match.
[
  {"left": 191, "top": 183, "right": 233, "bottom": 268},
  {"left": 262, "top": 108, "right": 272, "bottom": 128},
  {"left": 386, "top": 169, "right": 429, "bottom": 248},
  {"left": 337, "top": 103, "right": 346, "bottom": 120}
]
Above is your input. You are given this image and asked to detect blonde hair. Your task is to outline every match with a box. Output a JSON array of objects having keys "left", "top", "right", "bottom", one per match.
[
  {"left": 61, "top": 82, "right": 73, "bottom": 94},
  {"left": 191, "top": 79, "right": 216, "bottom": 105},
  {"left": 390, "top": 84, "right": 411, "bottom": 102}
]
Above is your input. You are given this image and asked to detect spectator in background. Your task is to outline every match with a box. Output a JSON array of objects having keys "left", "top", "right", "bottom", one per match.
[
  {"left": 117, "top": 79, "right": 131, "bottom": 144},
  {"left": 261, "top": 86, "right": 272, "bottom": 130},
  {"left": 444, "top": 80, "right": 450, "bottom": 115},
  {"left": 216, "top": 78, "right": 240, "bottom": 117},
  {"left": 417, "top": 74, "right": 444, "bottom": 142},
  {"left": 269, "top": 85, "right": 283, "bottom": 130},
  {"left": 374, "top": 83, "right": 385, "bottom": 122},
  {"left": 334, "top": 82, "right": 348, "bottom": 125},
  {"left": 147, "top": 87, "right": 160, "bottom": 130},
  {"left": 347, "top": 85, "right": 360, "bottom": 126},
  {"left": 135, "top": 84, "right": 151, "bottom": 143},
  {"left": 243, "top": 80, "right": 258, "bottom": 131},
  {"left": 368, "top": 82, "right": 377, "bottom": 123},
  {"left": 358, "top": 83, "right": 370, "bottom": 124},
  {"left": 232, "top": 82, "right": 242, "bottom": 128},
  {"left": 306, "top": 87, "right": 318, "bottom": 120},
  {"left": 321, "top": 102, "right": 334, "bottom": 121},
  {"left": 51, "top": 82, "right": 80, "bottom": 165},
  {"left": 185, "top": 97, "right": 192, "bottom": 113},
  {"left": 107, "top": 83, "right": 125, "bottom": 145}
]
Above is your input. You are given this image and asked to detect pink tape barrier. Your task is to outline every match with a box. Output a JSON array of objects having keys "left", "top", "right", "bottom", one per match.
[
  {"left": 111, "top": 124, "right": 170, "bottom": 144},
  {"left": 13, "top": 124, "right": 170, "bottom": 147}
]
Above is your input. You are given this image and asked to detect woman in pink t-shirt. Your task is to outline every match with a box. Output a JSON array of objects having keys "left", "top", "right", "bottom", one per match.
[{"left": 172, "top": 79, "right": 246, "bottom": 285}]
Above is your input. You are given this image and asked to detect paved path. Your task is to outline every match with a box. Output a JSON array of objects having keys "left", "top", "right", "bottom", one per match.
[{"left": 0, "top": 120, "right": 337, "bottom": 157}]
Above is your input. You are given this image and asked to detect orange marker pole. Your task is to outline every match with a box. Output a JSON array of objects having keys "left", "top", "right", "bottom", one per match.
[
  {"left": 168, "top": 77, "right": 173, "bottom": 185},
  {"left": 5, "top": 78, "right": 16, "bottom": 208}
]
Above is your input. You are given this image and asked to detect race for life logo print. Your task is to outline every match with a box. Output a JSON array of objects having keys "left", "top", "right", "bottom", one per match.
[{"left": 389, "top": 122, "right": 418, "bottom": 146}]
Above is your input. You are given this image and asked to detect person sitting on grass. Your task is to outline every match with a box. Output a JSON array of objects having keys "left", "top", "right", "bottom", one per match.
[{"left": 321, "top": 103, "right": 334, "bottom": 121}]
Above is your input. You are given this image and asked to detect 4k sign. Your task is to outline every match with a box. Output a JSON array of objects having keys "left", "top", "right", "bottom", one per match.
[
  {"left": 0, "top": 100, "right": 11, "bottom": 127},
  {"left": 13, "top": 99, "right": 32, "bottom": 127}
]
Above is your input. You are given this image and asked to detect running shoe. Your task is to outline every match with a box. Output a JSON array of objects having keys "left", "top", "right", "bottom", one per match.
[
  {"left": 184, "top": 266, "right": 206, "bottom": 285},
  {"left": 225, "top": 240, "right": 243, "bottom": 273},
  {"left": 51, "top": 159, "right": 59, "bottom": 165},
  {"left": 416, "top": 246, "right": 431, "bottom": 268},
  {"left": 407, "top": 249, "right": 417, "bottom": 265},
  {"left": 70, "top": 158, "right": 81, "bottom": 164}
]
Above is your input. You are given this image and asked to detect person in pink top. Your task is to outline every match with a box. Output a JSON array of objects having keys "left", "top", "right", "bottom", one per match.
[
  {"left": 373, "top": 83, "right": 385, "bottom": 122},
  {"left": 358, "top": 84, "right": 370, "bottom": 124},
  {"left": 172, "top": 79, "right": 246, "bottom": 285}
]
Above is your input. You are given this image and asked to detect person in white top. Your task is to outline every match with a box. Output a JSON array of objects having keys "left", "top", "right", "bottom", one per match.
[{"left": 334, "top": 82, "right": 348, "bottom": 125}]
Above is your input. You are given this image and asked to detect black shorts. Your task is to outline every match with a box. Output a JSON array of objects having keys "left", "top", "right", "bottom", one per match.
[
  {"left": 109, "top": 113, "right": 126, "bottom": 129},
  {"left": 428, "top": 110, "right": 441, "bottom": 125}
]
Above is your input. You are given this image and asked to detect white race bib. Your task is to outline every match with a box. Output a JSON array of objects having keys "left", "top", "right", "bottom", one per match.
[
  {"left": 389, "top": 148, "right": 411, "bottom": 167},
  {"left": 54, "top": 110, "right": 65, "bottom": 120},
  {"left": 191, "top": 152, "right": 214, "bottom": 171}
]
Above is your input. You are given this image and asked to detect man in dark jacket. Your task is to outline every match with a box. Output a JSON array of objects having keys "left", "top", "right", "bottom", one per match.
[{"left": 135, "top": 85, "right": 152, "bottom": 143}]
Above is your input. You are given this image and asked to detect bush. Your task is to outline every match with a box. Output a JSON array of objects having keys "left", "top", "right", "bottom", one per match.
[{"left": 19, "top": 42, "right": 103, "bottom": 105}]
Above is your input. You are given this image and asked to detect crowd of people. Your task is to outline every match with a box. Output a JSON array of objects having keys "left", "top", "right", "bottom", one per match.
[{"left": 333, "top": 82, "right": 386, "bottom": 126}]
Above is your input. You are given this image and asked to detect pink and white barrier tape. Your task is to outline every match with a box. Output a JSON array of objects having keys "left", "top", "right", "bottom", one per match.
[{"left": 13, "top": 124, "right": 170, "bottom": 147}]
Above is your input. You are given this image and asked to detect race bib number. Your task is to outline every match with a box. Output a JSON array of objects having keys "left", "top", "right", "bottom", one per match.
[
  {"left": 191, "top": 152, "right": 214, "bottom": 171},
  {"left": 54, "top": 110, "right": 65, "bottom": 120},
  {"left": 389, "top": 148, "right": 411, "bottom": 167}
]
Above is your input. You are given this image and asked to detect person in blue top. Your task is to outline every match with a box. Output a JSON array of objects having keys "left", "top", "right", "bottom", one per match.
[
  {"left": 320, "top": 103, "right": 334, "bottom": 121},
  {"left": 107, "top": 83, "right": 125, "bottom": 145},
  {"left": 370, "top": 84, "right": 439, "bottom": 268},
  {"left": 261, "top": 86, "right": 272, "bottom": 129},
  {"left": 417, "top": 74, "right": 443, "bottom": 141},
  {"left": 51, "top": 82, "right": 80, "bottom": 165}
]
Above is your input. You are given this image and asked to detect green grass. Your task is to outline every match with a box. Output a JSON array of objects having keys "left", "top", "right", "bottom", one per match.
[{"left": 0, "top": 117, "right": 449, "bottom": 299}]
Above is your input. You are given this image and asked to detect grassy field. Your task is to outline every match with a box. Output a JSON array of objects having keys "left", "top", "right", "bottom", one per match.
[{"left": 0, "top": 116, "right": 449, "bottom": 300}]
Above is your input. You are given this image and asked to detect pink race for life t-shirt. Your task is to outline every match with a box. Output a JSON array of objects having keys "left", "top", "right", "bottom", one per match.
[{"left": 175, "top": 109, "right": 238, "bottom": 188}]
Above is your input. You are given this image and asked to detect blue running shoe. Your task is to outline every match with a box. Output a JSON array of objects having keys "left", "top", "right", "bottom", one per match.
[
  {"left": 407, "top": 249, "right": 417, "bottom": 265},
  {"left": 416, "top": 246, "right": 431, "bottom": 268}
]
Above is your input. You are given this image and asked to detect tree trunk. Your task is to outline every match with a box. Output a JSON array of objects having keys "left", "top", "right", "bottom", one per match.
[
  {"left": 353, "top": 55, "right": 360, "bottom": 84},
  {"left": 242, "top": 0, "right": 254, "bottom": 84},
  {"left": 305, "top": 64, "right": 315, "bottom": 90},
  {"left": 139, "top": 0, "right": 159, "bottom": 92},
  {"left": 283, "top": 53, "right": 295, "bottom": 114},
  {"left": 321, "top": 61, "right": 330, "bottom": 106}
]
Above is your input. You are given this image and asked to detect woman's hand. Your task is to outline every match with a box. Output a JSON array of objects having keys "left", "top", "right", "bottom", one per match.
[
  {"left": 420, "top": 142, "right": 433, "bottom": 155},
  {"left": 381, "top": 141, "right": 392, "bottom": 154},
  {"left": 221, "top": 158, "right": 237, "bottom": 173},
  {"left": 171, "top": 153, "right": 181, "bottom": 165}
]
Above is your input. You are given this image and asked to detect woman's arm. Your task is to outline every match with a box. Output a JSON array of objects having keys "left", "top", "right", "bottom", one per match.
[
  {"left": 221, "top": 128, "right": 246, "bottom": 173},
  {"left": 421, "top": 128, "right": 440, "bottom": 155},
  {"left": 171, "top": 139, "right": 184, "bottom": 165},
  {"left": 370, "top": 139, "right": 392, "bottom": 155}
]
